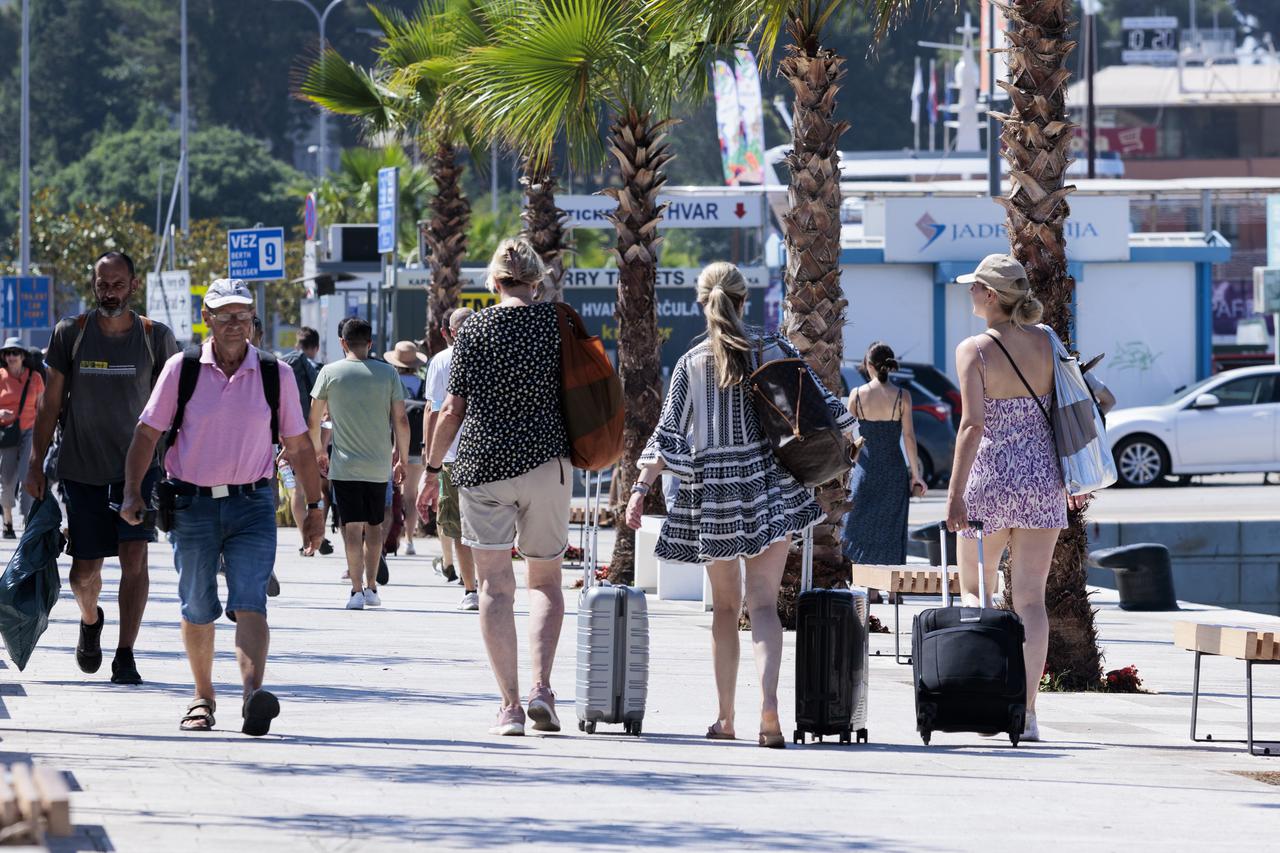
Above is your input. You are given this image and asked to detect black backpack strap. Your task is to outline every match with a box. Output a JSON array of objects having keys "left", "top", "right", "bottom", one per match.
[
  {"left": 258, "top": 349, "right": 280, "bottom": 445},
  {"left": 167, "top": 346, "right": 203, "bottom": 450}
]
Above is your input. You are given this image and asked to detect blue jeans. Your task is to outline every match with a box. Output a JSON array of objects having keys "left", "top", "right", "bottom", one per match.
[{"left": 170, "top": 488, "right": 276, "bottom": 624}]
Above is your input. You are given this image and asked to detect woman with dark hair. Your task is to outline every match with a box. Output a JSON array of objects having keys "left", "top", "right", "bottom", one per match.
[
  {"left": 626, "top": 262, "right": 854, "bottom": 748},
  {"left": 841, "top": 341, "right": 927, "bottom": 565}
]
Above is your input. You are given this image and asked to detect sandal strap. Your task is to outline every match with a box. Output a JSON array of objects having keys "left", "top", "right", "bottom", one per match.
[{"left": 186, "top": 698, "right": 215, "bottom": 713}]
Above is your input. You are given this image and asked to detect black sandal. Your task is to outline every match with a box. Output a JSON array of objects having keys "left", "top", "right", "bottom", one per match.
[
  {"left": 180, "top": 698, "right": 216, "bottom": 732},
  {"left": 242, "top": 689, "right": 280, "bottom": 737}
]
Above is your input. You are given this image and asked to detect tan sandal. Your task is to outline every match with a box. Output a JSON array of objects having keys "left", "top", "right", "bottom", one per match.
[
  {"left": 705, "top": 722, "right": 736, "bottom": 740},
  {"left": 758, "top": 731, "right": 786, "bottom": 749},
  {"left": 180, "top": 698, "right": 216, "bottom": 732}
]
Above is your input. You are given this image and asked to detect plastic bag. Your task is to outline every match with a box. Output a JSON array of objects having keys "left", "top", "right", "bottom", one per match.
[{"left": 0, "top": 498, "right": 65, "bottom": 670}]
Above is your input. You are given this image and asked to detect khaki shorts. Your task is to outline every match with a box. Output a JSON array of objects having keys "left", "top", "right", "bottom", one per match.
[
  {"left": 437, "top": 463, "right": 462, "bottom": 540},
  {"left": 459, "top": 456, "right": 571, "bottom": 559}
]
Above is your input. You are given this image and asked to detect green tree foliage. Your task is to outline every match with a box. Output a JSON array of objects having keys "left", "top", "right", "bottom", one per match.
[
  {"left": 54, "top": 115, "right": 308, "bottom": 231},
  {"left": 313, "top": 146, "right": 434, "bottom": 258}
]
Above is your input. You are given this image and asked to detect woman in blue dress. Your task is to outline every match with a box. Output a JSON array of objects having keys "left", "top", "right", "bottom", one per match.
[{"left": 842, "top": 342, "right": 927, "bottom": 565}]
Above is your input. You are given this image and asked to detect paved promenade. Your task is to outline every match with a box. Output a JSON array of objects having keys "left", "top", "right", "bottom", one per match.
[{"left": 1, "top": 530, "right": 1277, "bottom": 851}]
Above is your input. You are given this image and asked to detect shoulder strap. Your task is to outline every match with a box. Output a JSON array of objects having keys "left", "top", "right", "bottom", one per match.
[
  {"left": 16, "top": 369, "right": 32, "bottom": 414},
  {"left": 69, "top": 313, "right": 90, "bottom": 362},
  {"left": 140, "top": 316, "right": 162, "bottom": 384},
  {"left": 258, "top": 349, "right": 280, "bottom": 446},
  {"left": 167, "top": 346, "right": 204, "bottom": 450},
  {"left": 984, "top": 332, "right": 1052, "bottom": 427},
  {"left": 853, "top": 388, "right": 864, "bottom": 419},
  {"left": 892, "top": 387, "right": 903, "bottom": 419}
]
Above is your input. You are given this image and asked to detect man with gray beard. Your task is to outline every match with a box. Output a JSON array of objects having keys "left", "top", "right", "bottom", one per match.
[{"left": 26, "top": 251, "right": 178, "bottom": 685}]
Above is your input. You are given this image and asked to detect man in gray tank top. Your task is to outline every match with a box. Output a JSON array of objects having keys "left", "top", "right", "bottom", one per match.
[{"left": 26, "top": 251, "right": 179, "bottom": 686}]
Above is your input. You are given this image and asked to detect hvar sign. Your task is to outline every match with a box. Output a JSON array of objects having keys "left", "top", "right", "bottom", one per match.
[
  {"left": 872, "top": 196, "right": 1130, "bottom": 263},
  {"left": 558, "top": 194, "right": 764, "bottom": 229}
]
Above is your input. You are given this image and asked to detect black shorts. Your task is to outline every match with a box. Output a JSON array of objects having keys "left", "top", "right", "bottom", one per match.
[
  {"left": 61, "top": 468, "right": 162, "bottom": 560},
  {"left": 330, "top": 480, "right": 388, "bottom": 526}
]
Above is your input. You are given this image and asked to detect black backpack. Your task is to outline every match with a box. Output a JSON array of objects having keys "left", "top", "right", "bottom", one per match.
[
  {"left": 167, "top": 345, "right": 281, "bottom": 450},
  {"left": 749, "top": 340, "right": 852, "bottom": 488},
  {"left": 403, "top": 378, "right": 428, "bottom": 456}
]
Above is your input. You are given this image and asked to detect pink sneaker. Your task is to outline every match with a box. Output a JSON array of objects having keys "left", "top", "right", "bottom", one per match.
[
  {"left": 489, "top": 704, "right": 525, "bottom": 736},
  {"left": 527, "top": 684, "right": 561, "bottom": 733}
]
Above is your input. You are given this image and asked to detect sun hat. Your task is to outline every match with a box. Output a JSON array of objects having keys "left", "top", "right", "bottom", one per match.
[
  {"left": 204, "top": 278, "right": 254, "bottom": 309},
  {"left": 1, "top": 337, "right": 25, "bottom": 355},
  {"left": 384, "top": 340, "right": 427, "bottom": 369},
  {"left": 955, "top": 253, "right": 1030, "bottom": 297}
]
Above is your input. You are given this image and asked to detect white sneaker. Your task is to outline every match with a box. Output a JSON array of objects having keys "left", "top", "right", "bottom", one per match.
[
  {"left": 364, "top": 588, "right": 382, "bottom": 607},
  {"left": 404, "top": 540, "right": 416, "bottom": 556},
  {"left": 458, "top": 591, "right": 479, "bottom": 611},
  {"left": 346, "top": 590, "right": 365, "bottom": 610},
  {"left": 1022, "top": 712, "right": 1040, "bottom": 742}
]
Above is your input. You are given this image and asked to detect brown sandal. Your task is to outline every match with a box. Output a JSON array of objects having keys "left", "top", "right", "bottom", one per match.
[
  {"left": 180, "top": 698, "right": 216, "bottom": 732},
  {"left": 705, "top": 722, "right": 736, "bottom": 740},
  {"left": 758, "top": 731, "right": 786, "bottom": 749}
]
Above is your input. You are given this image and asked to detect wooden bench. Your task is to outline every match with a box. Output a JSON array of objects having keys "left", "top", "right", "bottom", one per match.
[
  {"left": 0, "top": 763, "right": 72, "bottom": 844},
  {"left": 852, "top": 564, "right": 961, "bottom": 665},
  {"left": 1174, "top": 621, "right": 1279, "bottom": 756}
]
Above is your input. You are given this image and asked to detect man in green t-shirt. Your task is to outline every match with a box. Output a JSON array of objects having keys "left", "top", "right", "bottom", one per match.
[{"left": 309, "top": 318, "right": 409, "bottom": 610}]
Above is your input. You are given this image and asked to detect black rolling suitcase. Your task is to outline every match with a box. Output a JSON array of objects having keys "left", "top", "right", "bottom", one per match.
[
  {"left": 913, "top": 521, "right": 1027, "bottom": 746},
  {"left": 793, "top": 526, "right": 869, "bottom": 745}
]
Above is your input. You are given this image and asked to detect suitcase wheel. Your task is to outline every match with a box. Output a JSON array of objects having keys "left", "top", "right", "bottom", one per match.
[
  {"left": 793, "top": 730, "right": 804, "bottom": 745},
  {"left": 585, "top": 721, "right": 597, "bottom": 735},
  {"left": 839, "top": 730, "right": 851, "bottom": 745},
  {"left": 578, "top": 720, "right": 586, "bottom": 732},
  {"left": 856, "top": 728, "right": 868, "bottom": 744},
  {"left": 626, "top": 721, "right": 642, "bottom": 737},
  {"left": 920, "top": 730, "right": 931, "bottom": 746},
  {"left": 1008, "top": 731, "right": 1020, "bottom": 747}
]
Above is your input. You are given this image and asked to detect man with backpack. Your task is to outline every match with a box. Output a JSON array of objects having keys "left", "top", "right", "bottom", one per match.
[
  {"left": 25, "top": 251, "right": 179, "bottom": 686},
  {"left": 309, "top": 318, "right": 409, "bottom": 611},
  {"left": 118, "top": 279, "right": 325, "bottom": 735}
]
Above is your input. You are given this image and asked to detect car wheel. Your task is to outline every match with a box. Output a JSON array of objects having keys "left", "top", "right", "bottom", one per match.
[
  {"left": 1114, "top": 436, "right": 1167, "bottom": 488},
  {"left": 918, "top": 449, "right": 936, "bottom": 489}
]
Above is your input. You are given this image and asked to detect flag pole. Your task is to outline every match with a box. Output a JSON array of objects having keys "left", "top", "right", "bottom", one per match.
[
  {"left": 911, "top": 57, "right": 922, "bottom": 153},
  {"left": 928, "top": 58, "right": 936, "bottom": 153}
]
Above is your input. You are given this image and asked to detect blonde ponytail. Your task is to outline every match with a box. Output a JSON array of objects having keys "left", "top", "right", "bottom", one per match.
[
  {"left": 1011, "top": 293, "right": 1044, "bottom": 327},
  {"left": 696, "top": 262, "right": 752, "bottom": 388}
]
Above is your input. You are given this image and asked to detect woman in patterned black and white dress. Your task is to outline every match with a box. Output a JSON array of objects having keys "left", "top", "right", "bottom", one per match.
[{"left": 626, "top": 262, "right": 855, "bottom": 748}]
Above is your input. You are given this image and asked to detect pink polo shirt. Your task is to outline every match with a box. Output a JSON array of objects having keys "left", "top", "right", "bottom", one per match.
[{"left": 141, "top": 343, "right": 308, "bottom": 487}]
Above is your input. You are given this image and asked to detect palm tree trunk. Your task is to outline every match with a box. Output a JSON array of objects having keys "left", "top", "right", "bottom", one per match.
[
  {"left": 996, "top": 0, "right": 1103, "bottom": 688},
  {"left": 521, "top": 160, "right": 569, "bottom": 302},
  {"left": 776, "top": 15, "right": 852, "bottom": 627},
  {"left": 601, "top": 107, "right": 673, "bottom": 584},
  {"left": 423, "top": 141, "right": 470, "bottom": 354}
]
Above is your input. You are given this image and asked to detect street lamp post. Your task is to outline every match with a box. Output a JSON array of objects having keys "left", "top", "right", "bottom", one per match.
[
  {"left": 19, "top": 0, "right": 31, "bottom": 275},
  {"left": 181, "top": 0, "right": 190, "bottom": 234},
  {"left": 273, "top": 0, "right": 348, "bottom": 176}
]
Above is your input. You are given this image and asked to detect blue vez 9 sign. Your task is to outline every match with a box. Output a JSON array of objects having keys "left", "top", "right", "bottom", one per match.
[
  {"left": 875, "top": 196, "right": 1130, "bottom": 263},
  {"left": 227, "top": 227, "right": 285, "bottom": 281}
]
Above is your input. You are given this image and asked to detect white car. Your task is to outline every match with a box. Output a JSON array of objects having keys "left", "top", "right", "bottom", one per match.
[{"left": 1107, "top": 365, "right": 1280, "bottom": 487}]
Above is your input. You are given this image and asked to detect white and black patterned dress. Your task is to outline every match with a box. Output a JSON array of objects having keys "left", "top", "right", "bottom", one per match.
[{"left": 640, "top": 334, "right": 856, "bottom": 564}]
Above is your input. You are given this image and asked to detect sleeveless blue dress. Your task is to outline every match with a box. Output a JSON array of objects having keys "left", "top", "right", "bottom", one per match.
[{"left": 841, "top": 389, "right": 910, "bottom": 564}]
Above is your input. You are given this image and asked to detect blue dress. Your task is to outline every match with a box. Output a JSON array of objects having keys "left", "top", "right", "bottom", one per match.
[{"left": 842, "top": 389, "right": 910, "bottom": 564}]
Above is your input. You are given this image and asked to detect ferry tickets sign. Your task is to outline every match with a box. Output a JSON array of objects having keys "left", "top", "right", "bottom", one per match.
[
  {"left": 450, "top": 266, "right": 769, "bottom": 291},
  {"left": 871, "top": 195, "right": 1130, "bottom": 263},
  {"left": 557, "top": 194, "right": 765, "bottom": 229}
]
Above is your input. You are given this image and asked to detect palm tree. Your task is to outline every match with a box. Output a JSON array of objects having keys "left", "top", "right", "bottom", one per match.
[
  {"left": 447, "top": 0, "right": 699, "bottom": 582},
  {"left": 300, "top": 2, "right": 476, "bottom": 351},
  {"left": 313, "top": 146, "right": 434, "bottom": 256},
  {"left": 522, "top": 161, "right": 569, "bottom": 301},
  {"left": 662, "top": 0, "right": 912, "bottom": 622},
  {"left": 993, "top": 0, "right": 1103, "bottom": 688}
]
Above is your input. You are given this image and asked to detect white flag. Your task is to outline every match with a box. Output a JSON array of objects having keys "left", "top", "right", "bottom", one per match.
[{"left": 909, "top": 58, "right": 923, "bottom": 124}]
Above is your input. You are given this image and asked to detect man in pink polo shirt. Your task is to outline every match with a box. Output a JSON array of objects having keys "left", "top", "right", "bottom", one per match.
[{"left": 119, "top": 279, "right": 325, "bottom": 736}]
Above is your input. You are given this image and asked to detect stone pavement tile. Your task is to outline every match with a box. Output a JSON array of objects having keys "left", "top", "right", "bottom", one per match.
[{"left": 1, "top": 536, "right": 1278, "bottom": 851}]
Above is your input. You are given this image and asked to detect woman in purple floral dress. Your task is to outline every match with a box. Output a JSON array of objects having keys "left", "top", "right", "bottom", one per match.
[{"left": 946, "top": 253, "right": 1067, "bottom": 743}]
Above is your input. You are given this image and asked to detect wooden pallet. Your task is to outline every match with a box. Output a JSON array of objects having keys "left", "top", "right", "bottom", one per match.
[
  {"left": 851, "top": 564, "right": 960, "bottom": 596},
  {"left": 0, "top": 763, "right": 71, "bottom": 845},
  {"left": 568, "top": 507, "right": 614, "bottom": 528},
  {"left": 1174, "top": 622, "right": 1280, "bottom": 661}
]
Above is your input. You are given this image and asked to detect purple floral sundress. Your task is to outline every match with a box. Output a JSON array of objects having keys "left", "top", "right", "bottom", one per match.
[{"left": 960, "top": 343, "right": 1067, "bottom": 538}]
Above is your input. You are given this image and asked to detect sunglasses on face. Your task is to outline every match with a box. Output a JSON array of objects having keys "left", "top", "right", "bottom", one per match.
[{"left": 208, "top": 311, "right": 253, "bottom": 326}]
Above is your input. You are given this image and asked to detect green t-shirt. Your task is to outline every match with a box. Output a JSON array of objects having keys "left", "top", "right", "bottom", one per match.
[{"left": 312, "top": 357, "right": 405, "bottom": 482}]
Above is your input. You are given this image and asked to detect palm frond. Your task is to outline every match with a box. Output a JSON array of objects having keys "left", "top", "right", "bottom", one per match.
[{"left": 299, "top": 49, "right": 405, "bottom": 136}]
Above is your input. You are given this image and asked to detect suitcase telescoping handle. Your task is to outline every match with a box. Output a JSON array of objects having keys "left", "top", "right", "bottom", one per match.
[
  {"left": 937, "top": 519, "right": 984, "bottom": 611},
  {"left": 799, "top": 521, "right": 815, "bottom": 593},
  {"left": 581, "top": 468, "right": 607, "bottom": 591}
]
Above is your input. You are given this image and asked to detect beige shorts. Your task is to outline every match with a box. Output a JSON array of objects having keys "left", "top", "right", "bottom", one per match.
[{"left": 459, "top": 457, "right": 571, "bottom": 559}]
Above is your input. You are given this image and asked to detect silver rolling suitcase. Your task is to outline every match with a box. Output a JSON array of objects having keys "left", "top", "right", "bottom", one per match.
[{"left": 575, "top": 470, "right": 649, "bottom": 735}]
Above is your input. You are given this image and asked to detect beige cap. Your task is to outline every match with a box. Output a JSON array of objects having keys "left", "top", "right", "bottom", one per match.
[{"left": 956, "top": 253, "right": 1030, "bottom": 296}]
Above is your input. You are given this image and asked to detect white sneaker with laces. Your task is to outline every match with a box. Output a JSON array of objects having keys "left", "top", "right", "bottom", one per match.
[
  {"left": 346, "top": 590, "right": 365, "bottom": 610},
  {"left": 1022, "top": 712, "right": 1040, "bottom": 742},
  {"left": 404, "top": 540, "right": 416, "bottom": 556},
  {"left": 364, "top": 588, "right": 382, "bottom": 607},
  {"left": 458, "top": 591, "right": 479, "bottom": 611}
]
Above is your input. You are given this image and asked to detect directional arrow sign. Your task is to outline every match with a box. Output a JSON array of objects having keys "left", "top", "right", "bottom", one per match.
[{"left": 0, "top": 276, "right": 53, "bottom": 329}]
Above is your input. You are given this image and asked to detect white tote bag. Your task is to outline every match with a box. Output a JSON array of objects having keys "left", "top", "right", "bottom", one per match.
[{"left": 1042, "top": 326, "right": 1118, "bottom": 496}]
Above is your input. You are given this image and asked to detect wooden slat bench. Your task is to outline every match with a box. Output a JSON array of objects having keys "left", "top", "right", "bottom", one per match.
[
  {"left": 0, "top": 762, "right": 72, "bottom": 844},
  {"left": 852, "top": 564, "right": 961, "bottom": 665},
  {"left": 1174, "top": 621, "right": 1280, "bottom": 756}
]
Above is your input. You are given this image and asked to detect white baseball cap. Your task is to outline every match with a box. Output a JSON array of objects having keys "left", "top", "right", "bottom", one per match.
[{"left": 204, "top": 278, "right": 254, "bottom": 309}]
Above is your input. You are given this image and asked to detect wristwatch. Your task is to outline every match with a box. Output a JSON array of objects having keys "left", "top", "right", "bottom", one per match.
[
  {"left": 306, "top": 501, "right": 323, "bottom": 511},
  {"left": 425, "top": 463, "right": 442, "bottom": 474}
]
